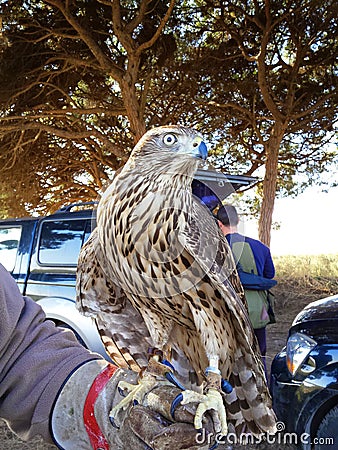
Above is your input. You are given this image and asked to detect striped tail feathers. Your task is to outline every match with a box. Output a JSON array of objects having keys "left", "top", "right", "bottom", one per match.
[{"left": 224, "top": 346, "right": 277, "bottom": 436}]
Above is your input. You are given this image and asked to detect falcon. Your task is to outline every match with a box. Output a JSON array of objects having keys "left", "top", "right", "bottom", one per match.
[{"left": 76, "top": 125, "right": 277, "bottom": 436}]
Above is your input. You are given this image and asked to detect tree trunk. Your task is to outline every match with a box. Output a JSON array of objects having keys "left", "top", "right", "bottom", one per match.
[
  {"left": 258, "top": 122, "right": 287, "bottom": 246},
  {"left": 120, "top": 77, "right": 146, "bottom": 142}
]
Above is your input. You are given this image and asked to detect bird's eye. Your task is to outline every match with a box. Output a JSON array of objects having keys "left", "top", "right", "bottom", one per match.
[{"left": 163, "top": 133, "right": 177, "bottom": 146}]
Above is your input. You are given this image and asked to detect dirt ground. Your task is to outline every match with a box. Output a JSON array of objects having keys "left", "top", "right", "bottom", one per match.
[{"left": 1, "top": 277, "right": 336, "bottom": 449}]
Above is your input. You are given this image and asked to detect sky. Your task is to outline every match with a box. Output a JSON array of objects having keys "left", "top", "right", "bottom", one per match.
[{"left": 241, "top": 185, "right": 338, "bottom": 257}]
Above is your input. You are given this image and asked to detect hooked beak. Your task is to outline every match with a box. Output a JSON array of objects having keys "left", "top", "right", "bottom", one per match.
[
  {"left": 177, "top": 136, "right": 208, "bottom": 160},
  {"left": 196, "top": 141, "right": 208, "bottom": 160}
]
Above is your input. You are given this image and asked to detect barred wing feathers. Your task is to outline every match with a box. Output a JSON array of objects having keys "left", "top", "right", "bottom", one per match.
[
  {"left": 76, "top": 228, "right": 151, "bottom": 372},
  {"left": 178, "top": 197, "right": 276, "bottom": 434}
]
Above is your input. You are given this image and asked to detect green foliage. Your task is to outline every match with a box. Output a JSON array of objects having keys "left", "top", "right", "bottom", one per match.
[{"left": 173, "top": 1, "right": 338, "bottom": 177}]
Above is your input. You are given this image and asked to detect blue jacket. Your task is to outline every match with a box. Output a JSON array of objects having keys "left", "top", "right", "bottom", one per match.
[{"left": 226, "top": 232, "right": 275, "bottom": 279}]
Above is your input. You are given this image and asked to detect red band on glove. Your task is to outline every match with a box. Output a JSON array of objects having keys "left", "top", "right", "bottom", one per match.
[{"left": 83, "top": 364, "right": 118, "bottom": 450}]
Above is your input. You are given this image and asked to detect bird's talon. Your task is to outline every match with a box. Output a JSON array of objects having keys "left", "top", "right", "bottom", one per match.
[
  {"left": 109, "top": 415, "right": 120, "bottom": 429},
  {"left": 170, "top": 392, "right": 184, "bottom": 419},
  {"left": 110, "top": 364, "right": 174, "bottom": 428},
  {"left": 180, "top": 389, "right": 206, "bottom": 405},
  {"left": 118, "top": 386, "right": 127, "bottom": 397},
  {"left": 165, "top": 371, "right": 187, "bottom": 390},
  {"left": 162, "top": 359, "right": 175, "bottom": 371},
  {"left": 117, "top": 380, "right": 137, "bottom": 394}
]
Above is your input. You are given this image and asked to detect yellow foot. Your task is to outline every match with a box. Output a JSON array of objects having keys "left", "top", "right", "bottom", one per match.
[
  {"left": 109, "top": 372, "right": 172, "bottom": 427},
  {"left": 180, "top": 388, "right": 228, "bottom": 435}
]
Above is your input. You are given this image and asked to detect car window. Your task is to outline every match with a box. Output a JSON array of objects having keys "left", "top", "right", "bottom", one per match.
[
  {"left": 83, "top": 219, "right": 93, "bottom": 245},
  {"left": 38, "top": 220, "right": 86, "bottom": 266},
  {"left": 0, "top": 226, "right": 22, "bottom": 272}
]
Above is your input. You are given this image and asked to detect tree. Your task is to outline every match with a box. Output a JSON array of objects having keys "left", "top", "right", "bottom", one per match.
[
  {"left": 0, "top": 0, "right": 178, "bottom": 215},
  {"left": 172, "top": 0, "right": 337, "bottom": 244}
]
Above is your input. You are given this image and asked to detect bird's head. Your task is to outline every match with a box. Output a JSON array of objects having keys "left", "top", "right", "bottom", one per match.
[{"left": 131, "top": 126, "right": 208, "bottom": 162}]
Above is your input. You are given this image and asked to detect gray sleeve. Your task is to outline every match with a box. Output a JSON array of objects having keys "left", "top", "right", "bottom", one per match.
[{"left": 0, "top": 264, "right": 101, "bottom": 443}]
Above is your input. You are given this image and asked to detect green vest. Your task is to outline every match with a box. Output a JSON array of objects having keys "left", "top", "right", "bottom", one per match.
[{"left": 231, "top": 241, "right": 270, "bottom": 329}]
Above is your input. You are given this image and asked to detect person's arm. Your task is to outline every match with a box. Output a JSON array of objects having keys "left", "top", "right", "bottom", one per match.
[
  {"left": 263, "top": 249, "right": 275, "bottom": 279},
  {"left": 0, "top": 263, "right": 100, "bottom": 442}
]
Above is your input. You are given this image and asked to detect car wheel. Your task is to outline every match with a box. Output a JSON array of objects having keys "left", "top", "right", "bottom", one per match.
[
  {"left": 57, "top": 322, "right": 87, "bottom": 348},
  {"left": 314, "top": 404, "right": 338, "bottom": 450}
]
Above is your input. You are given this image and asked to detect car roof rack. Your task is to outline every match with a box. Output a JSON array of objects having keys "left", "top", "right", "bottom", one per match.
[{"left": 55, "top": 201, "right": 99, "bottom": 213}]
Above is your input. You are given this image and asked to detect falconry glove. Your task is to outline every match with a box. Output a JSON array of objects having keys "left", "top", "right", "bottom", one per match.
[{"left": 51, "top": 360, "right": 215, "bottom": 449}]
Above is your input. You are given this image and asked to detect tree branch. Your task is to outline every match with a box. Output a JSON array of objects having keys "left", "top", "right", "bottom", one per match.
[
  {"left": 136, "top": 0, "right": 176, "bottom": 55},
  {"left": 45, "top": 0, "right": 124, "bottom": 79}
]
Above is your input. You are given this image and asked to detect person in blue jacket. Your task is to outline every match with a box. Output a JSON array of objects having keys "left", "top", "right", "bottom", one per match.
[{"left": 217, "top": 205, "right": 276, "bottom": 375}]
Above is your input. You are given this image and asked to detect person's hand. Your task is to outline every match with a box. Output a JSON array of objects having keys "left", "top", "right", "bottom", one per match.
[
  {"left": 51, "top": 360, "right": 216, "bottom": 449},
  {"left": 121, "top": 385, "right": 215, "bottom": 449}
]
